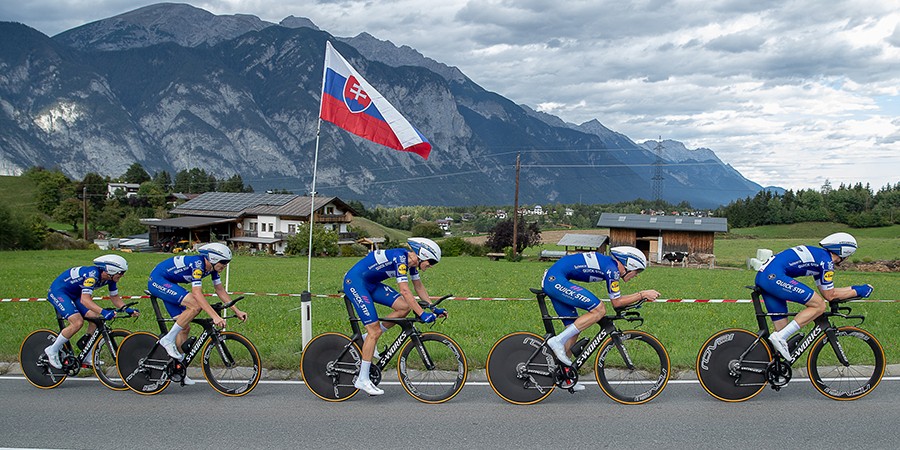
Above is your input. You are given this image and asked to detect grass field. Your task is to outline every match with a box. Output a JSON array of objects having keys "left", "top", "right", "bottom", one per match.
[
  {"left": 1, "top": 243, "right": 897, "bottom": 373},
  {"left": 0, "top": 175, "right": 38, "bottom": 216}
]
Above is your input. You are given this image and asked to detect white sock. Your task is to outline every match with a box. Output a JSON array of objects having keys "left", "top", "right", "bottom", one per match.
[
  {"left": 162, "top": 323, "right": 184, "bottom": 342},
  {"left": 49, "top": 334, "right": 69, "bottom": 353},
  {"left": 380, "top": 323, "right": 388, "bottom": 333},
  {"left": 777, "top": 320, "right": 801, "bottom": 339},
  {"left": 359, "top": 360, "right": 372, "bottom": 382},
  {"left": 555, "top": 324, "right": 581, "bottom": 343}
]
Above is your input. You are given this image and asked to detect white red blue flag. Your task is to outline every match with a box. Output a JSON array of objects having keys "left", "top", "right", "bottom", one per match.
[{"left": 320, "top": 41, "right": 431, "bottom": 159}]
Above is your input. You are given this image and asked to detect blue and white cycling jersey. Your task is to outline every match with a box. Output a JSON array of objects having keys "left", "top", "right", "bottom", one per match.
[
  {"left": 150, "top": 255, "right": 221, "bottom": 288},
  {"left": 344, "top": 249, "right": 419, "bottom": 325},
  {"left": 542, "top": 252, "right": 622, "bottom": 325},
  {"left": 147, "top": 255, "right": 221, "bottom": 317},
  {"left": 48, "top": 266, "right": 118, "bottom": 318},
  {"left": 755, "top": 245, "right": 835, "bottom": 320}
]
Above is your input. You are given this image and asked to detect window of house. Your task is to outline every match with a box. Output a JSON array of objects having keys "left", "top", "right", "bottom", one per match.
[
  {"left": 325, "top": 206, "right": 335, "bottom": 214},
  {"left": 288, "top": 224, "right": 296, "bottom": 233},
  {"left": 249, "top": 222, "right": 257, "bottom": 232}
]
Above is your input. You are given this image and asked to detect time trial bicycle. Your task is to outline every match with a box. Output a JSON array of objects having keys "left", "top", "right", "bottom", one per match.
[
  {"left": 300, "top": 294, "right": 467, "bottom": 404},
  {"left": 486, "top": 288, "right": 670, "bottom": 405},
  {"left": 696, "top": 286, "right": 885, "bottom": 402},
  {"left": 115, "top": 293, "right": 260, "bottom": 397},
  {"left": 19, "top": 302, "right": 137, "bottom": 390}
]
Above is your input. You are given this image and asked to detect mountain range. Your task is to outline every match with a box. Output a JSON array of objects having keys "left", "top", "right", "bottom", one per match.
[{"left": 0, "top": 2, "right": 767, "bottom": 208}]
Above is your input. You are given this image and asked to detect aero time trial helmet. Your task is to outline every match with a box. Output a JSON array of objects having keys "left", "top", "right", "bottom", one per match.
[
  {"left": 610, "top": 246, "right": 648, "bottom": 272},
  {"left": 93, "top": 254, "right": 128, "bottom": 275},
  {"left": 820, "top": 232, "right": 857, "bottom": 259},
  {"left": 407, "top": 237, "right": 441, "bottom": 264},
  {"left": 199, "top": 243, "right": 232, "bottom": 264}
]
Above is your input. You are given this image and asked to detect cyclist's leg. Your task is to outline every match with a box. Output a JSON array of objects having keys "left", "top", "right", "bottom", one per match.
[
  {"left": 344, "top": 278, "right": 384, "bottom": 395},
  {"left": 45, "top": 291, "right": 83, "bottom": 367},
  {"left": 544, "top": 278, "right": 604, "bottom": 361},
  {"left": 148, "top": 280, "right": 191, "bottom": 359}
]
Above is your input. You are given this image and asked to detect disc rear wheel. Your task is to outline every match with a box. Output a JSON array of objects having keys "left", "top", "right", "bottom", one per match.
[
  {"left": 20, "top": 330, "right": 68, "bottom": 389},
  {"left": 300, "top": 333, "right": 361, "bottom": 402},
  {"left": 486, "top": 332, "right": 556, "bottom": 405},
  {"left": 696, "top": 329, "right": 770, "bottom": 402},
  {"left": 116, "top": 331, "right": 172, "bottom": 395}
]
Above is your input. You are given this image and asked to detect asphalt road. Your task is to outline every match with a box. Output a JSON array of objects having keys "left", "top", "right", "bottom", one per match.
[{"left": 1, "top": 377, "right": 897, "bottom": 449}]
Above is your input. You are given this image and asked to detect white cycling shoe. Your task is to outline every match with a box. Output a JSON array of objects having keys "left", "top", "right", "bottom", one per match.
[
  {"left": 768, "top": 333, "right": 791, "bottom": 360},
  {"left": 44, "top": 346, "right": 62, "bottom": 369},
  {"left": 546, "top": 336, "right": 573, "bottom": 366},
  {"left": 182, "top": 376, "right": 196, "bottom": 386},
  {"left": 571, "top": 382, "right": 586, "bottom": 392},
  {"left": 354, "top": 377, "right": 384, "bottom": 396},
  {"left": 159, "top": 339, "right": 184, "bottom": 361}
]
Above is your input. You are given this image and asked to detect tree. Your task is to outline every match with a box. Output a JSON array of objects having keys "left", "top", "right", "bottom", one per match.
[
  {"left": 219, "top": 174, "right": 252, "bottom": 193},
  {"left": 78, "top": 172, "right": 108, "bottom": 210},
  {"left": 121, "top": 163, "right": 151, "bottom": 184},
  {"left": 285, "top": 223, "right": 339, "bottom": 256},
  {"left": 137, "top": 181, "right": 167, "bottom": 208},
  {"left": 53, "top": 198, "right": 83, "bottom": 231},
  {"left": 174, "top": 168, "right": 216, "bottom": 193},
  {"left": 486, "top": 219, "right": 541, "bottom": 253},
  {"left": 27, "top": 168, "right": 72, "bottom": 215},
  {"left": 410, "top": 222, "right": 443, "bottom": 238},
  {"left": 152, "top": 170, "right": 172, "bottom": 192}
]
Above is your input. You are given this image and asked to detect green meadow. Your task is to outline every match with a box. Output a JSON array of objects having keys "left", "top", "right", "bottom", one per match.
[{"left": 1, "top": 241, "right": 897, "bottom": 372}]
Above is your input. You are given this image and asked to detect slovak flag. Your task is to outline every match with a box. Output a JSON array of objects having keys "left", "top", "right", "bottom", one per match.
[{"left": 320, "top": 41, "right": 432, "bottom": 160}]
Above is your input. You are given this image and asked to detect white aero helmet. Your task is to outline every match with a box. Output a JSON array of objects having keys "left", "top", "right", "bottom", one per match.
[
  {"left": 93, "top": 254, "right": 128, "bottom": 275},
  {"left": 407, "top": 237, "right": 441, "bottom": 264},
  {"left": 820, "top": 232, "right": 857, "bottom": 258},
  {"left": 610, "top": 246, "right": 648, "bottom": 272},
  {"left": 199, "top": 242, "right": 233, "bottom": 263}
]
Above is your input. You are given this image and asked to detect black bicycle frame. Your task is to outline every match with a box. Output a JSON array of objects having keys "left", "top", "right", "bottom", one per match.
[
  {"left": 528, "top": 288, "right": 639, "bottom": 372},
  {"left": 746, "top": 286, "right": 861, "bottom": 366},
  {"left": 53, "top": 311, "right": 120, "bottom": 370},
  {"left": 146, "top": 295, "right": 236, "bottom": 370},
  {"left": 342, "top": 296, "right": 433, "bottom": 372}
]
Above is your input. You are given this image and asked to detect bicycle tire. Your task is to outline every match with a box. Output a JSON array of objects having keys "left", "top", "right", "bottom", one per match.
[
  {"left": 202, "top": 331, "right": 261, "bottom": 397},
  {"left": 300, "top": 332, "right": 361, "bottom": 402},
  {"left": 595, "top": 330, "right": 670, "bottom": 405},
  {"left": 397, "top": 332, "right": 467, "bottom": 404},
  {"left": 19, "top": 329, "right": 68, "bottom": 389},
  {"left": 807, "top": 326, "right": 885, "bottom": 401},
  {"left": 486, "top": 332, "right": 556, "bottom": 405},
  {"left": 93, "top": 329, "right": 130, "bottom": 391},
  {"left": 116, "top": 331, "right": 171, "bottom": 395},
  {"left": 695, "top": 328, "right": 771, "bottom": 402}
]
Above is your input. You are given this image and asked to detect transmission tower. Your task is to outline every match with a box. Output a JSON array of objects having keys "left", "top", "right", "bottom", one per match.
[{"left": 652, "top": 137, "right": 664, "bottom": 205}]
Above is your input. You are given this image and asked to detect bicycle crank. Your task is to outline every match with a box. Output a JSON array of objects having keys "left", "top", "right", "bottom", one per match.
[{"left": 765, "top": 359, "right": 792, "bottom": 389}]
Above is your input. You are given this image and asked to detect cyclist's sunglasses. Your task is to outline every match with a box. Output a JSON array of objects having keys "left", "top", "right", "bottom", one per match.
[
  {"left": 217, "top": 260, "right": 231, "bottom": 266},
  {"left": 426, "top": 259, "right": 439, "bottom": 266}
]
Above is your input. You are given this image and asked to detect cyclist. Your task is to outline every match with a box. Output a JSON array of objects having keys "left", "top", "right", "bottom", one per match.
[
  {"left": 757, "top": 232, "right": 873, "bottom": 360},
  {"left": 543, "top": 246, "right": 659, "bottom": 390},
  {"left": 43, "top": 255, "right": 138, "bottom": 369},
  {"left": 148, "top": 242, "right": 247, "bottom": 380},
  {"left": 343, "top": 237, "right": 446, "bottom": 396}
]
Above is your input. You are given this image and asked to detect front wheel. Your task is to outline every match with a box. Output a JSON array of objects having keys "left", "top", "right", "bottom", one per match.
[
  {"left": 695, "top": 328, "right": 771, "bottom": 402},
  {"left": 116, "top": 331, "right": 171, "bottom": 395},
  {"left": 595, "top": 330, "right": 670, "bottom": 404},
  {"left": 486, "top": 332, "right": 556, "bottom": 405},
  {"left": 808, "top": 326, "right": 885, "bottom": 400},
  {"left": 202, "top": 331, "right": 261, "bottom": 397},
  {"left": 397, "top": 332, "right": 467, "bottom": 404},
  {"left": 93, "top": 329, "right": 130, "bottom": 391},
  {"left": 300, "top": 333, "right": 360, "bottom": 402},
  {"left": 19, "top": 330, "right": 68, "bottom": 389}
]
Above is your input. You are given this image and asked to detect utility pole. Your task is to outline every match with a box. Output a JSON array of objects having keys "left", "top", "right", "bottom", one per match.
[
  {"left": 512, "top": 153, "right": 520, "bottom": 258},
  {"left": 652, "top": 136, "right": 664, "bottom": 208},
  {"left": 82, "top": 186, "right": 88, "bottom": 240}
]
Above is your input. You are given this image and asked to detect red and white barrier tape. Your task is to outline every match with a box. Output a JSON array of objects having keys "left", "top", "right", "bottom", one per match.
[{"left": 2, "top": 293, "right": 897, "bottom": 303}]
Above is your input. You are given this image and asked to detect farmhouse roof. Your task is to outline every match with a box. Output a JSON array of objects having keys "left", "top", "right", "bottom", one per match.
[
  {"left": 597, "top": 213, "right": 728, "bottom": 233},
  {"left": 557, "top": 233, "right": 609, "bottom": 248}
]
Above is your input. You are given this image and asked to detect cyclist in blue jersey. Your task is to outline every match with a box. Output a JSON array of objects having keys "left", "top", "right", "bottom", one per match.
[
  {"left": 343, "top": 237, "right": 446, "bottom": 396},
  {"left": 757, "top": 232, "right": 873, "bottom": 360},
  {"left": 43, "top": 255, "right": 137, "bottom": 369},
  {"left": 148, "top": 243, "right": 247, "bottom": 373},
  {"left": 543, "top": 246, "right": 659, "bottom": 390}
]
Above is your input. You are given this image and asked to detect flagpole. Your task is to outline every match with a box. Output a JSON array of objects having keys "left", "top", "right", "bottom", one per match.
[{"left": 300, "top": 42, "right": 332, "bottom": 350}]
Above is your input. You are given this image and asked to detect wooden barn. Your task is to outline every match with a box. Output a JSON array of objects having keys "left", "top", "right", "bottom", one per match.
[{"left": 596, "top": 213, "right": 728, "bottom": 265}]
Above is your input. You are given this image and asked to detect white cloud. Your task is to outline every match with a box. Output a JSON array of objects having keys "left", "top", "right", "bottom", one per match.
[{"left": 3, "top": 0, "right": 900, "bottom": 190}]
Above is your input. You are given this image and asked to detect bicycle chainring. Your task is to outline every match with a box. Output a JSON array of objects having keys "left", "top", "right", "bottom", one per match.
[
  {"left": 765, "top": 359, "right": 792, "bottom": 388},
  {"left": 369, "top": 365, "right": 382, "bottom": 386},
  {"left": 555, "top": 365, "right": 578, "bottom": 388}
]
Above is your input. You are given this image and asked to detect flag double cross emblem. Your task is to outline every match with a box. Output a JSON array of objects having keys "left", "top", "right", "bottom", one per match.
[{"left": 343, "top": 76, "right": 371, "bottom": 113}]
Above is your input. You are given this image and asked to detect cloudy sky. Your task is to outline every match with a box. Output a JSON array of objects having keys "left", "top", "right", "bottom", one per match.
[{"left": 4, "top": 0, "right": 900, "bottom": 192}]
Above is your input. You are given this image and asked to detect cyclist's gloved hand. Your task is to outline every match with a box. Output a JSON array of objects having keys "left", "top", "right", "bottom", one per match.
[
  {"left": 124, "top": 307, "right": 139, "bottom": 316},
  {"left": 432, "top": 307, "right": 447, "bottom": 317},
  {"left": 419, "top": 311, "right": 436, "bottom": 323},
  {"left": 101, "top": 308, "right": 116, "bottom": 320},
  {"left": 852, "top": 284, "right": 873, "bottom": 298}
]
